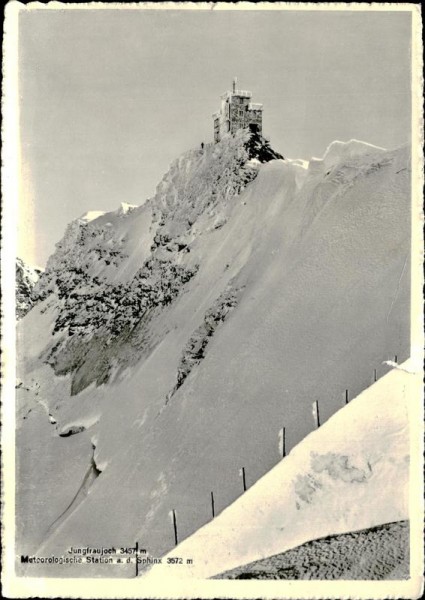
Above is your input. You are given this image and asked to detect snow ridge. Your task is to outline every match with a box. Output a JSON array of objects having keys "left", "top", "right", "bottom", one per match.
[{"left": 150, "top": 130, "right": 276, "bottom": 243}]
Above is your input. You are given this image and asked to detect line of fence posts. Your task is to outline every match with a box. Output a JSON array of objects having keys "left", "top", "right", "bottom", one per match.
[
  {"left": 317, "top": 358, "right": 400, "bottom": 427},
  {"left": 168, "top": 357, "right": 401, "bottom": 548}
]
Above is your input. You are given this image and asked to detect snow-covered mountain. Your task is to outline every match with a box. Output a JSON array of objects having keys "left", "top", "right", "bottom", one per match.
[
  {"left": 16, "top": 131, "right": 410, "bottom": 577},
  {"left": 15, "top": 258, "right": 43, "bottom": 319}
]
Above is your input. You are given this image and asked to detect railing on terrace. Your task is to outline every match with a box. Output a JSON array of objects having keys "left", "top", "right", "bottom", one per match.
[
  {"left": 221, "top": 89, "right": 253, "bottom": 99},
  {"left": 248, "top": 103, "right": 263, "bottom": 110}
]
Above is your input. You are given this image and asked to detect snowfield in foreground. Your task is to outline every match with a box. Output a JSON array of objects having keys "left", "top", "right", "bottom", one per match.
[
  {"left": 216, "top": 521, "right": 409, "bottom": 580},
  {"left": 144, "top": 363, "right": 416, "bottom": 580}
]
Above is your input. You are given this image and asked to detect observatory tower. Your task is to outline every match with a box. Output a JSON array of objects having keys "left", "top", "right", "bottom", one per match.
[{"left": 212, "top": 78, "right": 263, "bottom": 143}]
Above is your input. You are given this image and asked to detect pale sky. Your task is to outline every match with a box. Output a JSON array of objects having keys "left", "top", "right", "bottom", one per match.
[{"left": 18, "top": 7, "right": 412, "bottom": 267}]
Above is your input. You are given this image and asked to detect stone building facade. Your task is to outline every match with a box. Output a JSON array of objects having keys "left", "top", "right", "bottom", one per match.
[{"left": 213, "top": 78, "right": 263, "bottom": 143}]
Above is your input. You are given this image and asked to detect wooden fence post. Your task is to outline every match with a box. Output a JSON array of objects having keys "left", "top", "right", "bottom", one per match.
[
  {"left": 312, "top": 400, "right": 320, "bottom": 428},
  {"left": 241, "top": 467, "right": 247, "bottom": 492},
  {"left": 172, "top": 509, "right": 178, "bottom": 546}
]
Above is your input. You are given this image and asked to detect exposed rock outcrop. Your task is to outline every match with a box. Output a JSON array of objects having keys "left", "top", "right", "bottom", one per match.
[{"left": 16, "top": 258, "right": 43, "bottom": 319}]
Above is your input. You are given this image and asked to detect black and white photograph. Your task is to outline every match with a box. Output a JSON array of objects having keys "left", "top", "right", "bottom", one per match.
[{"left": 1, "top": 2, "right": 423, "bottom": 598}]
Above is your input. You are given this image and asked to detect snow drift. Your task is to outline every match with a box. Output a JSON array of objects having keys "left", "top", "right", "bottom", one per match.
[
  {"left": 16, "top": 134, "right": 411, "bottom": 577},
  {"left": 144, "top": 362, "right": 414, "bottom": 580}
]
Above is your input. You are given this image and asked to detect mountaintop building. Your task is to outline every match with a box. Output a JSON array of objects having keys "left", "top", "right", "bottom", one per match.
[{"left": 213, "top": 78, "right": 263, "bottom": 143}]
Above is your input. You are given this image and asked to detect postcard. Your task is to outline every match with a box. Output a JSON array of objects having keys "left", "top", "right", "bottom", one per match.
[{"left": 1, "top": 2, "right": 423, "bottom": 598}]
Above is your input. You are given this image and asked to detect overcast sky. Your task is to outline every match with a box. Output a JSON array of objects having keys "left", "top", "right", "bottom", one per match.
[{"left": 18, "top": 7, "right": 412, "bottom": 267}]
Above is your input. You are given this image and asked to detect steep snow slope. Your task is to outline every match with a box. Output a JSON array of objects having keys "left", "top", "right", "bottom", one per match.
[
  {"left": 16, "top": 136, "right": 410, "bottom": 577},
  {"left": 15, "top": 258, "right": 42, "bottom": 319},
  {"left": 144, "top": 363, "right": 415, "bottom": 580}
]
